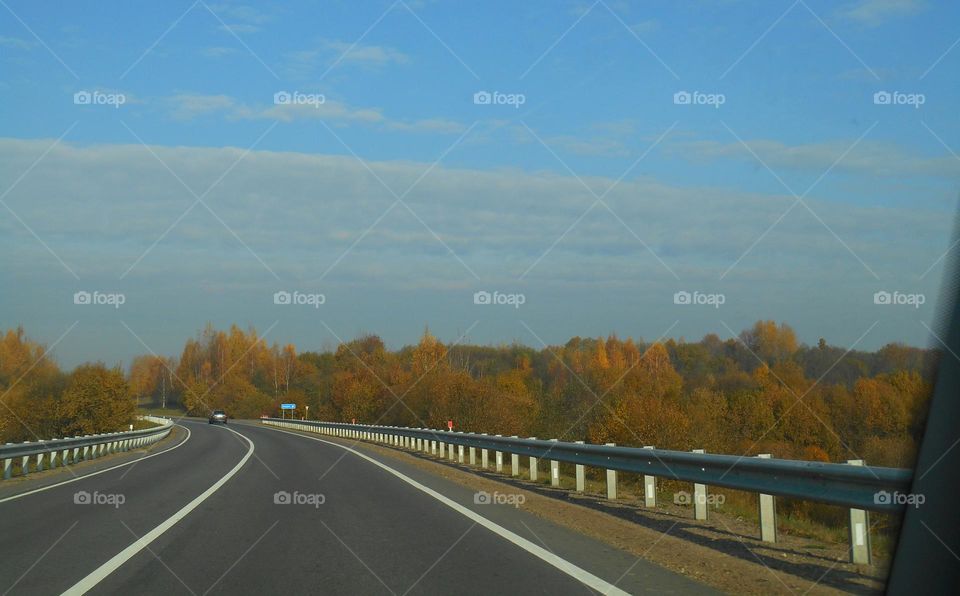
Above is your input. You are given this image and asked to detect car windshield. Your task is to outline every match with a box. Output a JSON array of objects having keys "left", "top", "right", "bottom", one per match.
[{"left": 2, "top": 3, "right": 957, "bottom": 594}]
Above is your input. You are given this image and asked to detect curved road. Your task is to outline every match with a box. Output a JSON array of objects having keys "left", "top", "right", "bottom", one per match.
[{"left": 0, "top": 420, "right": 712, "bottom": 595}]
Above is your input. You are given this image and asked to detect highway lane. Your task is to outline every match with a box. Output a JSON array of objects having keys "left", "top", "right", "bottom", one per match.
[
  {"left": 0, "top": 420, "right": 249, "bottom": 595},
  {"left": 1, "top": 420, "right": 712, "bottom": 595}
]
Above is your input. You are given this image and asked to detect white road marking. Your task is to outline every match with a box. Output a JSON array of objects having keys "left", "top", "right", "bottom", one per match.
[
  {"left": 62, "top": 424, "right": 255, "bottom": 595},
  {"left": 0, "top": 425, "right": 191, "bottom": 504},
  {"left": 260, "top": 424, "right": 630, "bottom": 596}
]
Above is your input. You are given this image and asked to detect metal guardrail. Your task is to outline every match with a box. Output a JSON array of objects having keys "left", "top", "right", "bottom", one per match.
[
  {"left": 264, "top": 418, "right": 913, "bottom": 564},
  {"left": 262, "top": 419, "right": 911, "bottom": 512},
  {"left": 1, "top": 415, "right": 174, "bottom": 479}
]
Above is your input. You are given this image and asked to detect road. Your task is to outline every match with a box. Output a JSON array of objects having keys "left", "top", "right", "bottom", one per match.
[{"left": 0, "top": 419, "right": 713, "bottom": 595}]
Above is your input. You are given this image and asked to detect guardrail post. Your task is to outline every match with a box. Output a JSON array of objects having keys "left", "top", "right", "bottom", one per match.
[
  {"left": 643, "top": 446, "right": 657, "bottom": 507},
  {"left": 550, "top": 439, "right": 560, "bottom": 487},
  {"left": 458, "top": 443, "right": 464, "bottom": 463},
  {"left": 83, "top": 444, "right": 90, "bottom": 460},
  {"left": 575, "top": 441, "right": 585, "bottom": 492},
  {"left": 528, "top": 437, "right": 538, "bottom": 481},
  {"left": 469, "top": 445, "right": 476, "bottom": 465},
  {"left": 757, "top": 454, "right": 777, "bottom": 543},
  {"left": 511, "top": 436, "right": 519, "bottom": 476},
  {"left": 431, "top": 439, "right": 437, "bottom": 455},
  {"left": 847, "top": 459, "right": 871, "bottom": 565},
  {"left": 481, "top": 447, "right": 489, "bottom": 469},
  {"left": 3, "top": 449, "right": 11, "bottom": 479},
  {"left": 495, "top": 435, "right": 503, "bottom": 472},
  {"left": 73, "top": 447, "right": 80, "bottom": 462},
  {"left": 605, "top": 443, "right": 617, "bottom": 499},
  {"left": 693, "top": 449, "right": 707, "bottom": 520},
  {"left": 439, "top": 441, "right": 445, "bottom": 458},
  {"left": 450, "top": 439, "right": 457, "bottom": 461},
  {"left": 50, "top": 450, "right": 58, "bottom": 468},
  {"left": 36, "top": 451, "right": 45, "bottom": 472},
  {"left": 22, "top": 448, "right": 30, "bottom": 474}
]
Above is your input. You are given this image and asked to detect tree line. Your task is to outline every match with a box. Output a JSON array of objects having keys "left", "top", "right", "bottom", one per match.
[{"left": 0, "top": 321, "right": 935, "bottom": 469}]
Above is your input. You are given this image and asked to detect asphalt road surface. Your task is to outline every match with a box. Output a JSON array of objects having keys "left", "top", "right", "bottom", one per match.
[{"left": 0, "top": 419, "right": 714, "bottom": 595}]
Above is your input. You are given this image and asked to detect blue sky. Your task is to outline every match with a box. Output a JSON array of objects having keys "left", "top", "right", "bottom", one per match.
[{"left": 1, "top": 0, "right": 958, "bottom": 368}]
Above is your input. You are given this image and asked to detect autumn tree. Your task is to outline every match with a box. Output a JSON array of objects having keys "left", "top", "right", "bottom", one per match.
[
  {"left": 60, "top": 364, "right": 134, "bottom": 435},
  {"left": 740, "top": 320, "right": 798, "bottom": 365}
]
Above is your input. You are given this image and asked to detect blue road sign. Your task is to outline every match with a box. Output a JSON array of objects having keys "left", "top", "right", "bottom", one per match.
[{"left": 280, "top": 403, "right": 296, "bottom": 410}]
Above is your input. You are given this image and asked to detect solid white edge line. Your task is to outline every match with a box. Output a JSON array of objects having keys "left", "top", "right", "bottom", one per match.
[
  {"left": 258, "top": 423, "right": 630, "bottom": 596},
  {"left": 0, "top": 425, "right": 191, "bottom": 504},
  {"left": 62, "top": 425, "right": 255, "bottom": 596}
]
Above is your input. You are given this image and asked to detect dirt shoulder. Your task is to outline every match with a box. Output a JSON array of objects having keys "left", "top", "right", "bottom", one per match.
[{"left": 305, "top": 431, "right": 887, "bottom": 595}]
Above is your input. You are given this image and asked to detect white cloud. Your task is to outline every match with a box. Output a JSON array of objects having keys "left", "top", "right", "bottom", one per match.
[
  {"left": 200, "top": 46, "right": 239, "bottom": 58},
  {"left": 0, "top": 136, "right": 948, "bottom": 364},
  {"left": 0, "top": 35, "right": 35, "bottom": 50},
  {"left": 168, "top": 94, "right": 239, "bottom": 120},
  {"left": 164, "top": 93, "right": 470, "bottom": 132},
  {"left": 669, "top": 137, "right": 960, "bottom": 179},
  {"left": 0, "top": 136, "right": 948, "bottom": 286},
  {"left": 218, "top": 23, "right": 260, "bottom": 34},
  {"left": 837, "top": 0, "right": 926, "bottom": 26},
  {"left": 324, "top": 40, "right": 409, "bottom": 66},
  {"left": 387, "top": 118, "right": 466, "bottom": 134},
  {"left": 210, "top": 3, "right": 272, "bottom": 33}
]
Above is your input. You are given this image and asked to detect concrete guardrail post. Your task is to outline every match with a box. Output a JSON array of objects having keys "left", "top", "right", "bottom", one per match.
[
  {"left": 36, "top": 452, "right": 45, "bottom": 472},
  {"left": 511, "top": 436, "right": 520, "bottom": 476},
  {"left": 21, "top": 448, "right": 30, "bottom": 474},
  {"left": 847, "top": 459, "right": 871, "bottom": 565},
  {"left": 439, "top": 441, "right": 445, "bottom": 458},
  {"left": 495, "top": 435, "right": 503, "bottom": 472},
  {"left": 693, "top": 449, "right": 707, "bottom": 520},
  {"left": 605, "top": 443, "right": 617, "bottom": 499},
  {"left": 528, "top": 437, "right": 538, "bottom": 481},
  {"left": 575, "top": 440, "right": 585, "bottom": 492},
  {"left": 550, "top": 439, "right": 560, "bottom": 487},
  {"left": 643, "top": 446, "right": 657, "bottom": 507},
  {"left": 481, "top": 447, "right": 488, "bottom": 469},
  {"left": 758, "top": 454, "right": 777, "bottom": 543},
  {"left": 469, "top": 445, "right": 476, "bottom": 465},
  {"left": 458, "top": 443, "right": 465, "bottom": 464}
]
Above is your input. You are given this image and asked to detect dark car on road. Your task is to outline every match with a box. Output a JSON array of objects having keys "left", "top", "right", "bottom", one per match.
[{"left": 209, "top": 410, "right": 228, "bottom": 424}]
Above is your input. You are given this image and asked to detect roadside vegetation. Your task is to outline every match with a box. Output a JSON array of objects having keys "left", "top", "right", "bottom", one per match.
[
  {"left": 0, "top": 327, "right": 134, "bottom": 442},
  {"left": 0, "top": 320, "right": 934, "bottom": 548}
]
